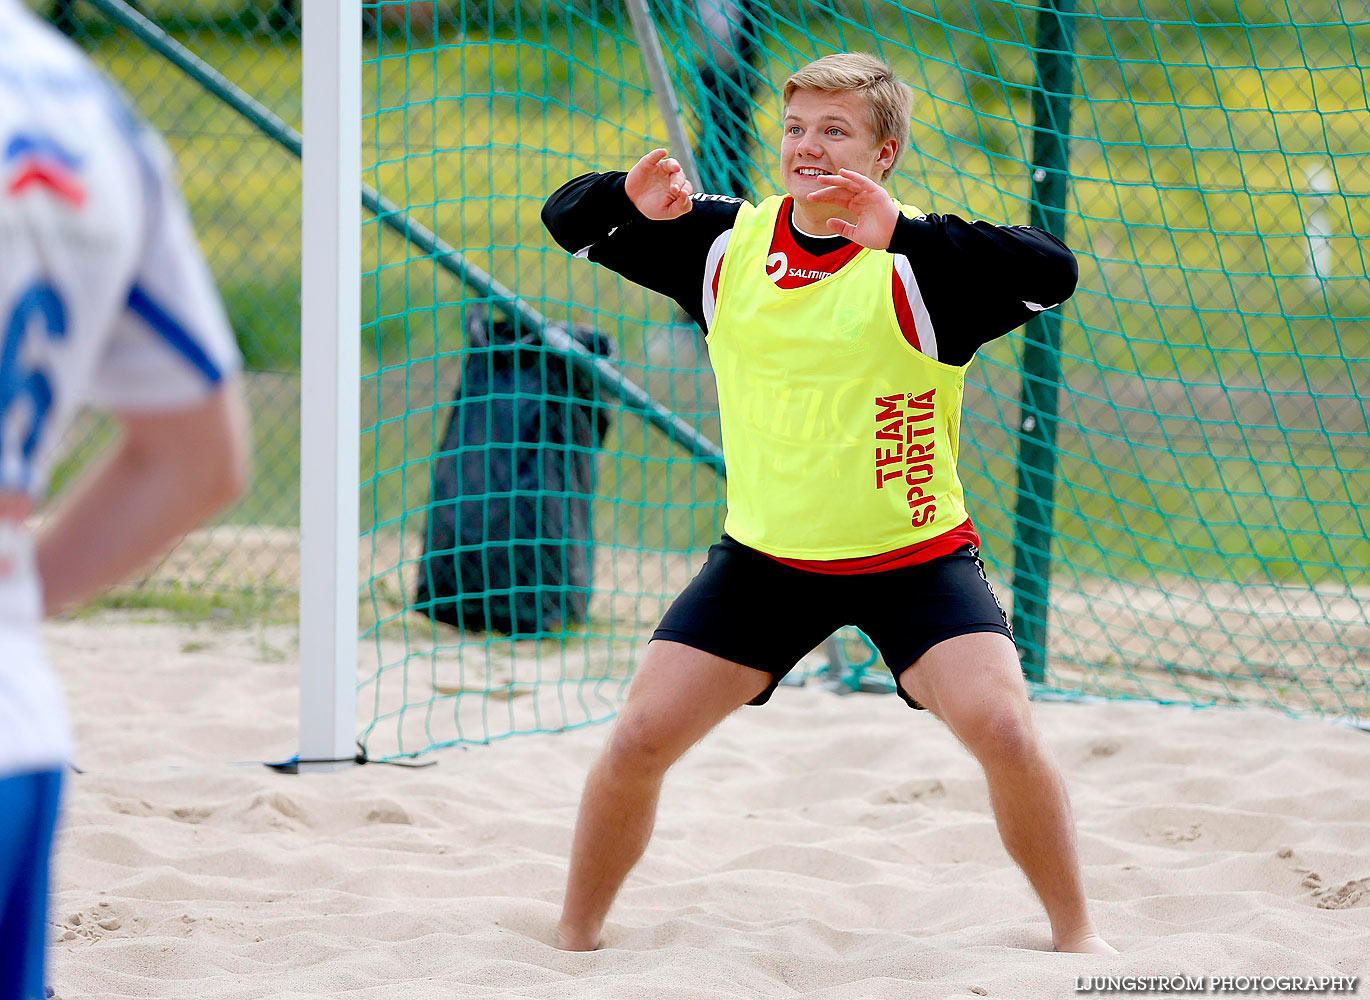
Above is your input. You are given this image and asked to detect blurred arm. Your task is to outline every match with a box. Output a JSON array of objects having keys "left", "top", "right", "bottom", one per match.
[{"left": 36, "top": 380, "right": 250, "bottom": 617}]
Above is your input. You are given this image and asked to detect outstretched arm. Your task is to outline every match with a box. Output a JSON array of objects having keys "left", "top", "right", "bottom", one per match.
[
  {"left": 542, "top": 151, "right": 743, "bottom": 331},
  {"left": 36, "top": 382, "right": 249, "bottom": 616},
  {"left": 888, "top": 212, "right": 1079, "bottom": 365},
  {"left": 542, "top": 149, "right": 696, "bottom": 254},
  {"left": 890, "top": 214, "right": 1078, "bottom": 313}
]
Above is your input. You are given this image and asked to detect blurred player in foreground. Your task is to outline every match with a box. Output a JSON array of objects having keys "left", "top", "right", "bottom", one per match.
[
  {"left": 0, "top": 2, "right": 247, "bottom": 995},
  {"left": 543, "top": 52, "right": 1114, "bottom": 955}
]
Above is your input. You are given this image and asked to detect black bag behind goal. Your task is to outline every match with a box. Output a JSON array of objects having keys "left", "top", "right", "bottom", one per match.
[{"left": 414, "top": 310, "right": 614, "bottom": 636}]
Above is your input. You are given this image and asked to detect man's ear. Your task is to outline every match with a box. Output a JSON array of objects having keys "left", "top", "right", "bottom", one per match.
[{"left": 876, "top": 137, "right": 898, "bottom": 174}]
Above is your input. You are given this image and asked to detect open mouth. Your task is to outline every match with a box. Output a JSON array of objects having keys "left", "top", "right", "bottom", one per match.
[{"left": 794, "top": 167, "right": 829, "bottom": 177}]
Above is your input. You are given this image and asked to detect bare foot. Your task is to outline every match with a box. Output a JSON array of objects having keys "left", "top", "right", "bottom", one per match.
[
  {"left": 556, "top": 922, "right": 601, "bottom": 952},
  {"left": 1055, "top": 932, "right": 1117, "bottom": 954}
]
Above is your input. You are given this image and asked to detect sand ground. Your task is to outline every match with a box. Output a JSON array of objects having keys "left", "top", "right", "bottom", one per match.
[{"left": 41, "top": 615, "right": 1370, "bottom": 1000}]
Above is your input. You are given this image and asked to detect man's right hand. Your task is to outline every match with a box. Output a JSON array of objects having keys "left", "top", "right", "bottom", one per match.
[{"left": 625, "top": 148, "right": 694, "bottom": 221}]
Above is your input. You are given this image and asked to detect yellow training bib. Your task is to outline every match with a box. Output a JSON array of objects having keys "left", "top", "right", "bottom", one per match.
[{"left": 707, "top": 195, "right": 971, "bottom": 558}]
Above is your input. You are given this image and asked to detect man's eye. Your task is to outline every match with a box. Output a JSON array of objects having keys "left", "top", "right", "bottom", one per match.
[{"left": 827, "top": 128, "right": 844, "bottom": 136}]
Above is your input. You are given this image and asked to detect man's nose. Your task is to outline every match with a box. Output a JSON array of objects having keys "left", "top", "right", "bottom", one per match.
[{"left": 795, "top": 131, "right": 823, "bottom": 156}]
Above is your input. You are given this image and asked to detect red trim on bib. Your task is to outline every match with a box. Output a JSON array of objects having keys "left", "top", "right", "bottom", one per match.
[{"left": 762, "top": 517, "right": 981, "bottom": 574}]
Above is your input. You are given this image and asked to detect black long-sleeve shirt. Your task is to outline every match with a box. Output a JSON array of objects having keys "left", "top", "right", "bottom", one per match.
[{"left": 542, "top": 171, "right": 1078, "bottom": 367}]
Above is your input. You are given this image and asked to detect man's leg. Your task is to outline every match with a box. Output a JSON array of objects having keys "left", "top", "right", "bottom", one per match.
[
  {"left": 898, "top": 631, "right": 1115, "bottom": 954},
  {"left": 557, "top": 639, "right": 771, "bottom": 951}
]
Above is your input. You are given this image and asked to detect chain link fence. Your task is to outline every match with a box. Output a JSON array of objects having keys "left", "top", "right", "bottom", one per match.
[{"left": 40, "top": 0, "right": 303, "bottom": 616}]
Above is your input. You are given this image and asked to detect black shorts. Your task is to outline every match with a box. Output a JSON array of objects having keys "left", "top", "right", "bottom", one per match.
[{"left": 652, "top": 536, "right": 1014, "bottom": 709}]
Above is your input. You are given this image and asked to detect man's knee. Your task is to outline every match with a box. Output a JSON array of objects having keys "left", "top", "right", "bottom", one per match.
[
  {"left": 952, "top": 700, "right": 1039, "bottom": 767},
  {"left": 600, "top": 713, "right": 684, "bottom": 780}
]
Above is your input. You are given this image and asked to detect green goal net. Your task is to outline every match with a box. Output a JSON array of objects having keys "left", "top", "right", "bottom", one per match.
[{"left": 355, "top": 0, "right": 1368, "bottom": 759}]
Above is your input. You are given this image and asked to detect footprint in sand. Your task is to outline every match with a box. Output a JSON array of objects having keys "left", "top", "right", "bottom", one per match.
[
  {"left": 168, "top": 804, "right": 214, "bottom": 824},
  {"left": 242, "top": 791, "right": 310, "bottom": 830},
  {"left": 365, "top": 800, "right": 414, "bottom": 825},
  {"left": 1314, "top": 877, "right": 1370, "bottom": 910},
  {"left": 1088, "top": 738, "right": 1121, "bottom": 759},
  {"left": 1160, "top": 822, "right": 1202, "bottom": 844},
  {"left": 55, "top": 900, "right": 136, "bottom": 943},
  {"left": 106, "top": 798, "right": 213, "bottom": 824},
  {"left": 871, "top": 779, "right": 945, "bottom": 806}
]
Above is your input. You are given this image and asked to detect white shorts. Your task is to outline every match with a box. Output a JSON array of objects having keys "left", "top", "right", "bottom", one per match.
[
  {"left": 0, "top": 630, "right": 70, "bottom": 780},
  {"left": 0, "top": 529, "right": 69, "bottom": 778}
]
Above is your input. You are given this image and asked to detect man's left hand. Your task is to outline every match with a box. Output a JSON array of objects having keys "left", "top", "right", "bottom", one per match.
[{"left": 806, "top": 168, "right": 898, "bottom": 250}]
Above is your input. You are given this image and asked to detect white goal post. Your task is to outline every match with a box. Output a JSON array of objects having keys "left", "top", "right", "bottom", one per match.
[{"left": 298, "top": 0, "right": 361, "bottom": 772}]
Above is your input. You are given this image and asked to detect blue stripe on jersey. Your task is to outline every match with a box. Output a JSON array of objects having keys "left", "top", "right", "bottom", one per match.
[{"left": 126, "top": 285, "right": 224, "bottom": 385}]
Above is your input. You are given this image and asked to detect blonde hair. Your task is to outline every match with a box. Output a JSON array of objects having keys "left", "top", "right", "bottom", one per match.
[{"left": 782, "top": 53, "right": 913, "bottom": 181}]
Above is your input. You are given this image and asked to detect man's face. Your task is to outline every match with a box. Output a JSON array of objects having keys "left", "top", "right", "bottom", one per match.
[{"left": 780, "top": 88, "right": 896, "bottom": 203}]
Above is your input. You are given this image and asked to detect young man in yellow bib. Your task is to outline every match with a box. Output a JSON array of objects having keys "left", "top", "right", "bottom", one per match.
[{"left": 542, "top": 52, "right": 1114, "bottom": 956}]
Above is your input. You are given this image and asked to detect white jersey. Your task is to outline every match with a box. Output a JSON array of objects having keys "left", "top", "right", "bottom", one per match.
[{"left": 0, "top": 0, "right": 241, "bottom": 777}]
